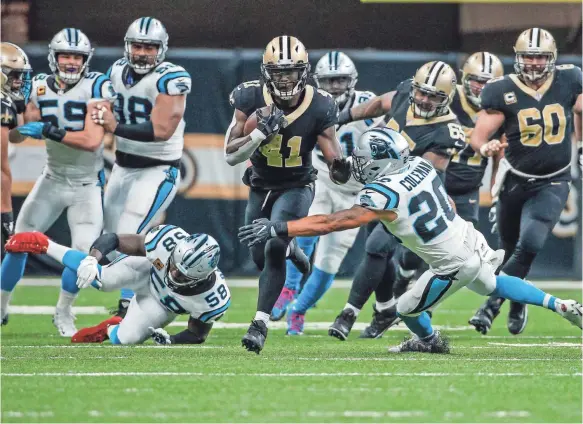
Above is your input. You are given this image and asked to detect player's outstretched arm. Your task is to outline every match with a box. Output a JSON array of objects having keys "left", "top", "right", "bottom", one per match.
[
  {"left": 238, "top": 205, "right": 395, "bottom": 246},
  {"left": 151, "top": 317, "right": 213, "bottom": 345},
  {"left": 87, "top": 233, "right": 147, "bottom": 262},
  {"left": 338, "top": 91, "right": 395, "bottom": 126},
  {"left": 316, "top": 126, "right": 351, "bottom": 184},
  {"left": 470, "top": 109, "right": 507, "bottom": 157}
]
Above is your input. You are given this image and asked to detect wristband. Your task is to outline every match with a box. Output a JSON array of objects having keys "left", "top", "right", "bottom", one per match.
[
  {"left": 90, "top": 233, "right": 120, "bottom": 257},
  {"left": 272, "top": 221, "right": 289, "bottom": 237},
  {"left": 43, "top": 123, "right": 66, "bottom": 142},
  {"left": 114, "top": 121, "right": 156, "bottom": 142}
]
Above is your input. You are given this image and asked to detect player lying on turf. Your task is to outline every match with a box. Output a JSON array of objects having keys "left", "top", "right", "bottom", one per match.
[
  {"left": 238, "top": 127, "right": 582, "bottom": 353},
  {"left": 5, "top": 225, "right": 230, "bottom": 345}
]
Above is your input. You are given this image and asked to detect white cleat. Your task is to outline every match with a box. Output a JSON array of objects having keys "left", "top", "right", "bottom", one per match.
[
  {"left": 53, "top": 308, "right": 78, "bottom": 337},
  {"left": 555, "top": 300, "right": 582, "bottom": 329}
]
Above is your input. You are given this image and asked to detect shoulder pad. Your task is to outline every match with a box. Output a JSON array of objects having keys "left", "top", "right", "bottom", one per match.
[
  {"left": 357, "top": 179, "right": 400, "bottom": 211},
  {"left": 229, "top": 80, "right": 262, "bottom": 115},
  {"left": 155, "top": 63, "right": 191, "bottom": 95},
  {"left": 315, "top": 87, "right": 334, "bottom": 99},
  {"left": 429, "top": 121, "right": 467, "bottom": 155},
  {"left": 556, "top": 64, "right": 577, "bottom": 71},
  {"left": 479, "top": 76, "right": 513, "bottom": 111},
  {"left": 32, "top": 73, "right": 49, "bottom": 83},
  {"left": 144, "top": 225, "right": 179, "bottom": 252},
  {"left": 396, "top": 78, "right": 413, "bottom": 94},
  {"left": 88, "top": 73, "right": 117, "bottom": 101}
]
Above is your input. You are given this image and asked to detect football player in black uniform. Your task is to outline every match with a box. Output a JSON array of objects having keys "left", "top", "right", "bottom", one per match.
[
  {"left": 225, "top": 36, "right": 350, "bottom": 353},
  {"left": 327, "top": 61, "right": 466, "bottom": 340},
  {"left": 469, "top": 28, "right": 582, "bottom": 335}
]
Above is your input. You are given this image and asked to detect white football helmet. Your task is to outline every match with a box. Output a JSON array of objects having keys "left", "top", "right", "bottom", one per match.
[
  {"left": 48, "top": 28, "right": 94, "bottom": 84},
  {"left": 313, "top": 51, "right": 358, "bottom": 107},
  {"left": 351, "top": 128, "right": 410, "bottom": 184},
  {"left": 165, "top": 234, "right": 220, "bottom": 293},
  {"left": 124, "top": 17, "right": 169, "bottom": 74}
]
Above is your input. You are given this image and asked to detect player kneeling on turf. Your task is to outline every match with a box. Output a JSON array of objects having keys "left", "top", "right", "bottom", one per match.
[
  {"left": 5, "top": 226, "right": 230, "bottom": 345},
  {"left": 238, "top": 128, "right": 582, "bottom": 353}
]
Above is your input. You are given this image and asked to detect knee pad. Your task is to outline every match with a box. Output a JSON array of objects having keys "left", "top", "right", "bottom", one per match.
[
  {"left": 396, "top": 292, "right": 417, "bottom": 316},
  {"left": 264, "top": 238, "right": 288, "bottom": 260}
]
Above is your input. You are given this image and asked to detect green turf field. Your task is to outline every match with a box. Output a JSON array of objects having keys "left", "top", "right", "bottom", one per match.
[{"left": 1, "top": 283, "right": 581, "bottom": 423}]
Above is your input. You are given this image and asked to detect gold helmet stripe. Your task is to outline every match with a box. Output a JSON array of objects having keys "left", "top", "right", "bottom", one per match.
[{"left": 426, "top": 61, "right": 445, "bottom": 86}]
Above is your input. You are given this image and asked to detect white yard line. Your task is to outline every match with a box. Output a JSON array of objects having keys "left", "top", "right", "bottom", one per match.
[
  {"left": 2, "top": 345, "right": 223, "bottom": 349},
  {"left": 7, "top": 306, "right": 108, "bottom": 315},
  {"left": 2, "top": 371, "right": 581, "bottom": 377},
  {"left": 16, "top": 277, "right": 583, "bottom": 290},
  {"left": 293, "top": 357, "right": 578, "bottom": 362}
]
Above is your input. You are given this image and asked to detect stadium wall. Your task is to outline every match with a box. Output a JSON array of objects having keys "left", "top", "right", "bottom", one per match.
[{"left": 12, "top": 47, "right": 582, "bottom": 279}]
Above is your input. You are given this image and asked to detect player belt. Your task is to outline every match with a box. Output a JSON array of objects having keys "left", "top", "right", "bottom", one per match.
[{"left": 505, "top": 158, "right": 571, "bottom": 180}]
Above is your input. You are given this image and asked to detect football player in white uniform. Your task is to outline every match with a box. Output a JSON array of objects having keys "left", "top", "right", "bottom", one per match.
[
  {"left": 239, "top": 128, "right": 582, "bottom": 352},
  {"left": 271, "top": 51, "right": 380, "bottom": 335},
  {"left": 1, "top": 29, "right": 116, "bottom": 336},
  {"left": 6, "top": 226, "right": 230, "bottom": 345},
  {"left": 92, "top": 17, "right": 191, "bottom": 316}
]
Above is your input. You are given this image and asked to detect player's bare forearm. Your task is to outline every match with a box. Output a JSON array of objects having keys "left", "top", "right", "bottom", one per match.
[
  {"left": 490, "top": 138, "right": 505, "bottom": 190},
  {"left": 317, "top": 126, "right": 342, "bottom": 164},
  {"left": 422, "top": 151, "right": 449, "bottom": 172},
  {"left": 151, "top": 94, "right": 186, "bottom": 141},
  {"left": 24, "top": 102, "right": 41, "bottom": 123},
  {"left": 1, "top": 127, "right": 12, "bottom": 212},
  {"left": 470, "top": 109, "right": 505, "bottom": 153},
  {"left": 350, "top": 91, "right": 394, "bottom": 121},
  {"left": 224, "top": 109, "right": 262, "bottom": 165},
  {"left": 287, "top": 206, "right": 383, "bottom": 237},
  {"left": 116, "top": 234, "right": 147, "bottom": 256}
]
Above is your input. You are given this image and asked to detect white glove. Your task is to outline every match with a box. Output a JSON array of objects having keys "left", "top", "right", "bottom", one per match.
[
  {"left": 149, "top": 327, "right": 172, "bottom": 345},
  {"left": 76, "top": 256, "right": 101, "bottom": 289},
  {"left": 488, "top": 202, "right": 497, "bottom": 234}
]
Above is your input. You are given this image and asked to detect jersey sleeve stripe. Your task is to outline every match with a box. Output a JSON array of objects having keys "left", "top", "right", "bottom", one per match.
[
  {"left": 156, "top": 71, "right": 191, "bottom": 94},
  {"left": 92, "top": 74, "right": 108, "bottom": 98},
  {"left": 108, "top": 254, "right": 129, "bottom": 266},
  {"left": 363, "top": 183, "right": 400, "bottom": 209},
  {"left": 145, "top": 225, "right": 177, "bottom": 252},
  {"left": 198, "top": 299, "right": 231, "bottom": 322}
]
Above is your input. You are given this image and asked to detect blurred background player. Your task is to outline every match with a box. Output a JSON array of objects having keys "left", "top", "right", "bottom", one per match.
[
  {"left": 0, "top": 28, "right": 116, "bottom": 336},
  {"left": 270, "top": 51, "right": 382, "bottom": 335},
  {"left": 469, "top": 28, "right": 582, "bottom": 335},
  {"left": 387, "top": 52, "right": 506, "bottom": 316},
  {"left": 326, "top": 61, "right": 466, "bottom": 340},
  {"left": 92, "top": 17, "right": 191, "bottom": 317},
  {"left": 1, "top": 42, "right": 32, "bottom": 263},
  {"left": 225, "top": 36, "right": 350, "bottom": 353},
  {"left": 5, "top": 227, "right": 230, "bottom": 345},
  {"left": 238, "top": 127, "right": 583, "bottom": 353}
]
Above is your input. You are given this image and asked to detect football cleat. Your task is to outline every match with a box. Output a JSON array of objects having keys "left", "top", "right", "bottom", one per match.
[
  {"left": 555, "top": 299, "right": 582, "bottom": 329},
  {"left": 270, "top": 287, "right": 296, "bottom": 321},
  {"left": 71, "top": 316, "right": 122, "bottom": 343},
  {"left": 328, "top": 308, "right": 357, "bottom": 341},
  {"left": 53, "top": 308, "right": 78, "bottom": 338},
  {"left": 109, "top": 299, "right": 130, "bottom": 319},
  {"left": 241, "top": 320, "right": 268, "bottom": 354},
  {"left": 388, "top": 330, "right": 450, "bottom": 354},
  {"left": 1, "top": 314, "right": 8, "bottom": 326},
  {"left": 286, "top": 310, "right": 305, "bottom": 336},
  {"left": 469, "top": 296, "right": 502, "bottom": 335},
  {"left": 288, "top": 238, "right": 311, "bottom": 276},
  {"left": 359, "top": 304, "right": 401, "bottom": 339},
  {"left": 5, "top": 231, "right": 49, "bottom": 254},
  {"left": 507, "top": 302, "right": 528, "bottom": 335}
]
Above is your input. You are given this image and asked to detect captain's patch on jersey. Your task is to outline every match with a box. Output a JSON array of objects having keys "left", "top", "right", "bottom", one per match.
[
  {"left": 153, "top": 258, "right": 165, "bottom": 271},
  {"left": 37, "top": 86, "right": 46, "bottom": 96}
]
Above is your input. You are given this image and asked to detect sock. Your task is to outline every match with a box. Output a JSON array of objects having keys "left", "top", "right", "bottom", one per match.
[
  {"left": 254, "top": 311, "right": 270, "bottom": 326},
  {"left": 120, "top": 289, "right": 134, "bottom": 300},
  {"left": 292, "top": 267, "right": 335, "bottom": 314},
  {"left": 56, "top": 289, "right": 77, "bottom": 311},
  {"left": 398, "top": 311, "right": 433, "bottom": 339},
  {"left": 284, "top": 236, "right": 318, "bottom": 291},
  {"left": 0, "top": 253, "right": 28, "bottom": 292},
  {"left": 344, "top": 303, "right": 360, "bottom": 317},
  {"left": 107, "top": 324, "right": 121, "bottom": 344},
  {"left": 61, "top": 267, "right": 80, "bottom": 295},
  {"left": 375, "top": 299, "right": 395, "bottom": 312},
  {"left": 491, "top": 274, "right": 556, "bottom": 311},
  {"left": 1, "top": 290, "right": 13, "bottom": 319}
]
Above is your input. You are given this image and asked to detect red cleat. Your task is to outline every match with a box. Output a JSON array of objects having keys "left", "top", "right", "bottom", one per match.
[
  {"left": 5, "top": 232, "right": 49, "bottom": 254},
  {"left": 71, "top": 316, "right": 123, "bottom": 343}
]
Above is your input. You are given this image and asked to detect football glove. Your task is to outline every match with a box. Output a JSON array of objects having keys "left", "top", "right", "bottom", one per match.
[
  {"left": 1, "top": 212, "right": 14, "bottom": 239},
  {"left": 330, "top": 157, "right": 351, "bottom": 184},
  {"left": 488, "top": 201, "right": 497, "bottom": 234},
  {"left": 17, "top": 122, "right": 66, "bottom": 142},
  {"left": 149, "top": 327, "right": 172, "bottom": 345},
  {"left": 256, "top": 105, "right": 286, "bottom": 140},
  {"left": 76, "top": 256, "right": 101, "bottom": 289},
  {"left": 238, "top": 218, "right": 288, "bottom": 247}
]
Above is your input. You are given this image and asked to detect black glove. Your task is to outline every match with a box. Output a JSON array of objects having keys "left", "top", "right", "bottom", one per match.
[
  {"left": 488, "top": 201, "right": 497, "bottom": 234},
  {"left": 1, "top": 212, "right": 14, "bottom": 239},
  {"left": 238, "top": 218, "right": 288, "bottom": 247},
  {"left": 330, "top": 157, "right": 351, "bottom": 184},
  {"left": 256, "top": 105, "right": 286, "bottom": 141},
  {"left": 42, "top": 121, "right": 66, "bottom": 142}
]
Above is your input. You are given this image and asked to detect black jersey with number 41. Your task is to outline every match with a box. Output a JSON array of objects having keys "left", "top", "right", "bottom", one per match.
[
  {"left": 384, "top": 79, "right": 466, "bottom": 163},
  {"left": 229, "top": 81, "right": 338, "bottom": 190},
  {"left": 480, "top": 65, "right": 582, "bottom": 177}
]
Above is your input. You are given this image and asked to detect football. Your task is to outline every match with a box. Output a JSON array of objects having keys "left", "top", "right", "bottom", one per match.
[{"left": 243, "top": 111, "right": 258, "bottom": 136}]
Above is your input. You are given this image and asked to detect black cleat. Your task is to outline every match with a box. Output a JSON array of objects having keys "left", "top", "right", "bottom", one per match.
[
  {"left": 388, "top": 330, "right": 450, "bottom": 354},
  {"left": 469, "top": 296, "right": 502, "bottom": 335},
  {"left": 328, "top": 308, "right": 357, "bottom": 341},
  {"left": 507, "top": 302, "right": 528, "bottom": 335},
  {"left": 109, "top": 299, "right": 130, "bottom": 319},
  {"left": 1, "top": 314, "right": 8, "bottom": 326},
  {"left": 241, "top": 320, "right": 268, "bottom": 354},
  {"left": 288, "top": 238, "right": 311, "bottom": 275},
  {"left": 359, "top": 304, "right": 401, "bottom": 339}
]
